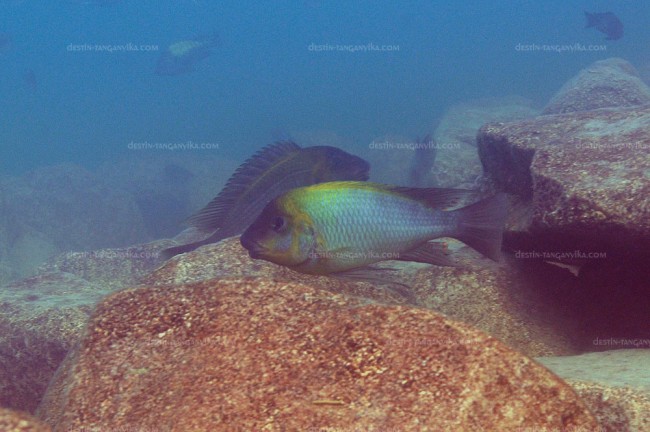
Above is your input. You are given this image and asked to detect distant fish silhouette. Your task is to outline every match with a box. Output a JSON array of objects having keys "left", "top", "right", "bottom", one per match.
[
  {"left": 22, "top": 69, "right": 37, "bottom": 91},
  {"left": 408, "top": 135, "right": 437, "bottom": 187},
  {"left": 155, "top": 33, "right": 219, "bottom": 76},
  {"left": 585, "top": 11, "right": 624, "bottom": 40}
]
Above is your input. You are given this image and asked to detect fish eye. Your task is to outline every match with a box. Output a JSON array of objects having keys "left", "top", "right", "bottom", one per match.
[{"left": 272, "top": 216, "right": 285, "bottom": 232}]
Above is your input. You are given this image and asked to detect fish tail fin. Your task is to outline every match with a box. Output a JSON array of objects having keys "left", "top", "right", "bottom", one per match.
[
  {"left": 585, "top": 11, "right": 595, "bottom": 28},
  {"left": 452, "top": 193, "right": 508, "bottom": 262}
]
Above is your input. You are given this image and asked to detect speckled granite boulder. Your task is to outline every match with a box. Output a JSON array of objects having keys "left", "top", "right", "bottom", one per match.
[
  {"left": 143, "top": 236, "right": 415, "bottom": 306},
  {"left": 146, "top": 238, "right": 584, "bottom": 357},
  {"left": 479, "top": 105, "right": 650, "bottom": 245},
  {"left": 542, "top": 58, "right": 650, "bottom": 115},
  {"left": 478, "top": 106, "right": 650, "bottom": 344},
  {"left": 563, "top": 381, "right": 650, "bottom": 432},
  {"left": 0, "top": 407, "right": 50, "bottom": 432},
  {"left": 411, "top": 253, "right": 586, "bottom": 357},
  {"left": 538, "top": 350, "right": 650, "bottom": 431},
  {"left": 36, "top": 279, "right": 598, "bottom": 431},
  {"left": 0, "top": 272, "right": 112, "bottom": 413}
]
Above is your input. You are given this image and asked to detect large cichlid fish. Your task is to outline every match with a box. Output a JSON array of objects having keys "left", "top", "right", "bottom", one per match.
[
  {"left": 160, "top": 142, "right": 370, "bottom": 259},
  {"left": 240, "top": 181, "right": 507, "bottom": 275}
]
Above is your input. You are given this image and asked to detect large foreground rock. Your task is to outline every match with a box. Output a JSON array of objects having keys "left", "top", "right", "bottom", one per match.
[
  {"left": 36, "top": 279, "right": 597, "bottom": 431},
  {"left": 564, "top": 381, "right": 650, "bottom": 432},
  {"left": 0, "top": 272, "right": 111, "bottom": 413},
  {"left": 0, "top": 407, "right": 50, "bottom": 431},
  {"left": 0, "top": 240, "right": 171, "bottom": 413},
  {"left": 538, "top": 350, "right": 650, "bottom": 431},
  {"left": 543, "top": 58, "right": 650, "bottom": 115},
  {"left": 143, "top": 237, "right": 586, "bottom": 357}
]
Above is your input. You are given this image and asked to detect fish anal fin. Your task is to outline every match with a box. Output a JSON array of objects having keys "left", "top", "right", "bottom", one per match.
[{"left": 397, "top": 241, "right": 463, "bottom": 268}]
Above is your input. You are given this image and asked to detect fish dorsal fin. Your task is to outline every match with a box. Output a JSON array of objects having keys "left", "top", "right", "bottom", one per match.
[
  {"left": 386, "top": 186, "right": 481, "bottom": 210},
  {"left": 188, "top": 141, "right": 302, "bottom": 230}
]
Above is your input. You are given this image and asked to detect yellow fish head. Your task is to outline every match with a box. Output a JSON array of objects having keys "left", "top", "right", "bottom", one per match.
[{"left": 240, "top": 196, "right": 316, "bottom": 267}]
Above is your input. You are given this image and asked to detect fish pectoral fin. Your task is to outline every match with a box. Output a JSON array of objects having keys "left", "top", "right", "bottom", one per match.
[
  {"left": 397, "top": 241, "right": 464, "bottom": 268},
  {"left": 329, "top": 266, "right": 416, "bottom": 304}
]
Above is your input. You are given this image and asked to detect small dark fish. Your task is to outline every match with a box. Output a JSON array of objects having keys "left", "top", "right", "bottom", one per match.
[
  {"left": 585, "top": 11, "right": 624, "bottom": 40},
  {"left": 22, "top": 69, "right": 37, "bottom": 91},
  {"left": 408, "top": 134, "right": 437, "bottom": 187},
  {"left": 240, "top": 181, "right": 508, "bottom": 275},
  {"left": 160, "top": 141, "right": 370, "bottom": 259},
  {"left": 155, "top": 33, "right": 219, "bottom": 76}
]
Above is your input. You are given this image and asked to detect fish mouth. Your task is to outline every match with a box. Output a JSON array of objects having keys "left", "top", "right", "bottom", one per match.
[{"left": 240, "top": 235, "right": 267, "bottom": 259}]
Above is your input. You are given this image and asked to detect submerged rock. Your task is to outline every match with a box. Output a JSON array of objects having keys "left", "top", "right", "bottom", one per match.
[
  {"left": 436, "top": 96, "right": 539, "bottom": 148},
  {"left": 36, "top": 279, "right": 598, "bottom": 431},
  {"left": 412, "top": 252, "right": 585, "bottom": 357},
  {"left": 564, "top": 381, "right": 650, "bottom": 432},
  {"left": 542, "top": 58, "right": 650, "bottom": 115},
  {"left": 0, "top": 239, "right": 171, "bottom": 413},
  {"left": 479, "top": 105, "right": 650, "bottom": 240},
  {"left": 0, "top": 407, "right": 50, "bottom": 432},
  {"left": 538, "top": 350, "right": 650, "bottom": 431},
  {"left": 432, "top": 96, "right": 538, "bottom": 188},
  {"left": 143, "top": 236, "right": 413, "bottom": 306},
  {"left": 538, "top": 349, "right": 650, "bottom": 395},
  {"left": 38, "top": 239, "right": 174, "bottom": 291},
  {"left": 152, "top": 239, "right": 572, "bottom": 353},
  {"left": 146, "top": 237, "right": 587, "bottom": 357},
  {"left": 0, "top": 163, "right": 148, "bottom": 282},
  {"left": 0, "top": 271, "right": 111, "bottom": 413},
  {"left": 478, "top": 104, "right": 650, "bottom": 346}
]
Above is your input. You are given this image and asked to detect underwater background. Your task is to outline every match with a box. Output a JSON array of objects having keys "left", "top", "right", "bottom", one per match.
[
  {"left": 1, "top": 0, "right": 649, "bottom": 174},
  {"left": 1, "top": 1, "right": 650, "bottom": 430}
]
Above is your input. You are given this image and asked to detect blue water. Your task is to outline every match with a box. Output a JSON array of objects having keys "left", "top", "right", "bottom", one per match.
[{"left": 1, "top": 0, "right": 649, "bottom": 174}]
